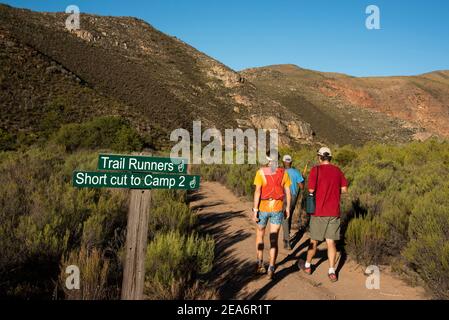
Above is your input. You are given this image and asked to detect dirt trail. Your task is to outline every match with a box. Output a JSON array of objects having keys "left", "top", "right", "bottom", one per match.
[{"left": 191, "top": 181, "right": 428, "bottom": 300}]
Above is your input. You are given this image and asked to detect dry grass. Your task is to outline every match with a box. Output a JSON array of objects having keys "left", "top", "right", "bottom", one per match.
[{"left": 59, "top": 246, "right": 114, "bottom": 300}]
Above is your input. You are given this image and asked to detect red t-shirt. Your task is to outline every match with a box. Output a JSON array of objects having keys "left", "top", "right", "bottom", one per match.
[{"left": 307, "top": 164, "right": 348, "bottom": 217}]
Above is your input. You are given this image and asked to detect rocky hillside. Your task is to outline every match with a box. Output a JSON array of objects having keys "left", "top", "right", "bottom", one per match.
[
  {"left": 2, "top": 4, "right": 447, "bottom": 149},
  {"left": 242, "top": 64, "right": 449, "bottom": 145},
  {"left": 0, "top": 4, "right": 314, "bottom": 149}
]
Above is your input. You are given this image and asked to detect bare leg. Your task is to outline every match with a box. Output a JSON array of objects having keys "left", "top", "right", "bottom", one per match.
[
  {"left": 306, "top": 239, "right": 318, "bottom": 264},
  {"left": 282, "top": 216, "right": 290, "bottom": 242},
  {"left": 326, "top": 239, "right": 337, "bottom": 269},
  {"left": 256, "top": 226, "right": 265, "bottom": 262},
  {"left": 269, "top": 223, "right": 281, "bottom": 267}
]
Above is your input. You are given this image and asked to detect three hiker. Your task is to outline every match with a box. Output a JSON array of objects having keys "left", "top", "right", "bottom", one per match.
[
  {"left": 252, "top": 152, "right": 291, "bottom": 279},
  {"left": 252, "top": 147, "right": 348, "bottom": 282},
  {"left": 281, "top": 155, "right": 304, "bottom": 250}
]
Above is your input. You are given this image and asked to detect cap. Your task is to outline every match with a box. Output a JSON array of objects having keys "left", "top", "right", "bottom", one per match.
[
  {"left": 318, "top": 147, "right": 332, "bottom": 157},
  {"left": 282, "top": 155, "right": 292, "bottom": 163}
]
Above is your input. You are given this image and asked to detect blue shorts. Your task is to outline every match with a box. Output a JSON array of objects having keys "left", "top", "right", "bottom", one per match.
[{"left": 257, "top": 211, "right": 284, "bottom": 227}]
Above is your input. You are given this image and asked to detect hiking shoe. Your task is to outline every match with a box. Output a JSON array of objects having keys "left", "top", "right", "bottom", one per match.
[
  {"left": 298, "top": 260, "right": 313, "bottom": 275},
  {"left": 267, "top": 266, "right": 275, "bottom": 279},
  {"left": 303, "top": 266, "right": 313, "bottom": 275},
  {"left": 328, "top": 272, "right": 338, "bottom": 283},
  {"left": 256, "top": 263, "right": 266, "bottom": 275},
  {"left": 283, "top": 240, "right": 292, "bottom": 250}
]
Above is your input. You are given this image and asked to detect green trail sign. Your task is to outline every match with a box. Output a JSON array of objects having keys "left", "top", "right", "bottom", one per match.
[
  {"left": 73, "top": 171, "right": 200, "bottom": 190},
  {"left": 98, "top": 154, "right": 188, "bottom": 174}
]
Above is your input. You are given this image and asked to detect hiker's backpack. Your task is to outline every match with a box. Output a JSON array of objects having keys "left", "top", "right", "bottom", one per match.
[{"left": 260, "top": 167, "right": 285, "bottom": 200}]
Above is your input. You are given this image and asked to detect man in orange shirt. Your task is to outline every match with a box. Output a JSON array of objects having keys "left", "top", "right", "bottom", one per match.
[{"left": 252, "top": 153, "right": 291, "bottom": 279}]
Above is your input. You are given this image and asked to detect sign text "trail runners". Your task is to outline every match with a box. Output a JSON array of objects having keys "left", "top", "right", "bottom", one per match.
[{"left": 98, "top": 154, "right": 187, "bottom": 174}]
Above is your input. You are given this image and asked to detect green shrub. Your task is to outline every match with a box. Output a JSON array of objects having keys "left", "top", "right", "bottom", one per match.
[
  {"left": 194, "top": 163, "right": 256, "bottom": 200},
  {"left": 111, "top": 126, "right": 144, "bottom": 152},
  {"left": 345, "top": 216, "right": 388, "bottom": 264},
  {"left": 144, "top": 231, "right": 214, "bottom": 299},
  {"left": 0, "top": 128, "right": 16, "bottom": 151},
  {"left": 150, "top": 190, "right": 191, "bottom": 226},
  {"left": 144, "top": 188, "right": 215, "bottom": 299},
  {"left": 52, "top": 116, "right": 144, "bottom": 152},
  {"left": 149, "top": 196, "right": 196, "bottom": 235},
  {"left": 59, "top": 246, "right": 113, "bottom": 300},
  {"left": 403, "top": 183, "right": 449, "bottom": 299},
  {"left": 334, "top": 147, "right": 358, "bottom": 167}
]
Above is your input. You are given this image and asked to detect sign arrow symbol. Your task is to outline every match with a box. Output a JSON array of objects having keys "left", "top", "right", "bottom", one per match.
[{"left": 189, "top": 177, "right": 197, "bottom": 189}]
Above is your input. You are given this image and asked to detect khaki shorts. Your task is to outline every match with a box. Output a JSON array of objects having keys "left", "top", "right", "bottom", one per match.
[{"left": 309, "top": 216, "right": 341, "bottom": 241}]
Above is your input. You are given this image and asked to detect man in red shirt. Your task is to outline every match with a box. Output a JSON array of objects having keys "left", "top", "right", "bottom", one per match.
[{"left": 303, "top": 147, "right": 348, "bottom": 282}]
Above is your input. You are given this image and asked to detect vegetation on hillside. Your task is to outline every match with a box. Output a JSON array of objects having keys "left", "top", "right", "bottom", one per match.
[
  {"left": 1, "top": 4, "right": 312, "bottom": 151},
  {"left": 52, "top": 117, "right": 146, "bottom": 152},
  {"left": 242, "top": 64, "right": 449, "bottom": 144},
  {"left": 196, "top": 139, "right": 449, "bottom": 299}
]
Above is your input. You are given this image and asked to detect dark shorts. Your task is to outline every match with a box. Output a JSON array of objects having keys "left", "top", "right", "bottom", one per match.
[{"left": 309, "top": 216, "right": 340, "bottom": 241}]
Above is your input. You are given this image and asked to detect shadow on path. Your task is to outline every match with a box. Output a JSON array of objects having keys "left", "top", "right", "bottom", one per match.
[{"left": 193, "top": 190, "right": 258, "bottom": 299}]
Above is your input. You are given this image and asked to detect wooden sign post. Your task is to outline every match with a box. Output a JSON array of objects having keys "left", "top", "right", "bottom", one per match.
[
  {"left": 72, "top": 154, "right": 199, "bottom": 300},
  {"left": 121, "top": 188, "right": 151, "bottom": 300}
]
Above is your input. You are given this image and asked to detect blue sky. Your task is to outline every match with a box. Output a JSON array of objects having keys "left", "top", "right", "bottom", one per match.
[{"left": 3, "top": 0, "right": 449, "bottom": 76}]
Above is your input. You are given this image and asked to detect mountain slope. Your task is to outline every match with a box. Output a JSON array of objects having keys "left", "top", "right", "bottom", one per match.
[
  {"left": 0, "top": 4, "right": 312, "bottom": 148},
  {"left": 242, "top": 64, "right": 449, "bottom": 145},
  {"left": 2, "top": 4, "right": 447, "bottom": 149}
]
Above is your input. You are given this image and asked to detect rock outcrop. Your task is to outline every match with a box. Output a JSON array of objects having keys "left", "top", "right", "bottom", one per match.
[{"left": 249, "top": 115, "right": 313, "bottom": 145}]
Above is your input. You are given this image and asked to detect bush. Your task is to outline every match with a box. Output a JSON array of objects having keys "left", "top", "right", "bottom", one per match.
[
  {"left": 334, "top": 147, "right": 358, "bottom": 167},
  {"left": 345, "top": 216, "right": 388, "bottom": 264},
  {"left": 59, "top": 246, "right": 113, "bottom": 300},
  {"left": 194, "top": 163, "right": 257, "bottom": 200},
  {"left": 112, "top": 126, "right": 144, "bottom": 152},
  {"left": 0, "top": 128, "right": 16, "bottom": 151},
  {"left": 52, "top": 116, "right": 144, "bottom": 152},
  {"left": 403, "top": 183, "right": 449, "bottom": 299},
  {"left": 144, "top": 231, "right": 214, "bottom": 299},
  {"left": 144, "top": 188, "right": 215, "bottom": 299},
  {"left": 149, "top": 191, "right": 196, "bottom": 235}
]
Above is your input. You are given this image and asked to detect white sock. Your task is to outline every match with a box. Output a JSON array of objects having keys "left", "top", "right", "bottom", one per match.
[
  {"left": 305, "top": 261, "right": 311, "bottom": 268},
  {"left": 328, "top": 267, "right": 335, "bottom": 274}
]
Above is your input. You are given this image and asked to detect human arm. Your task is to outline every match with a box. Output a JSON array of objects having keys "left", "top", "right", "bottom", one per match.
[
  {"left": 297, "top": 170, "right": 305, "bottom": 191},
  {"left": 307, "top": 167, "right": 316, "bottom": 193},
  {"left": 253, "top": 184, "right": 261, "bottom": 223},
  {"left": 284, "top": 185, "right": 291, "bottom": 218}
]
